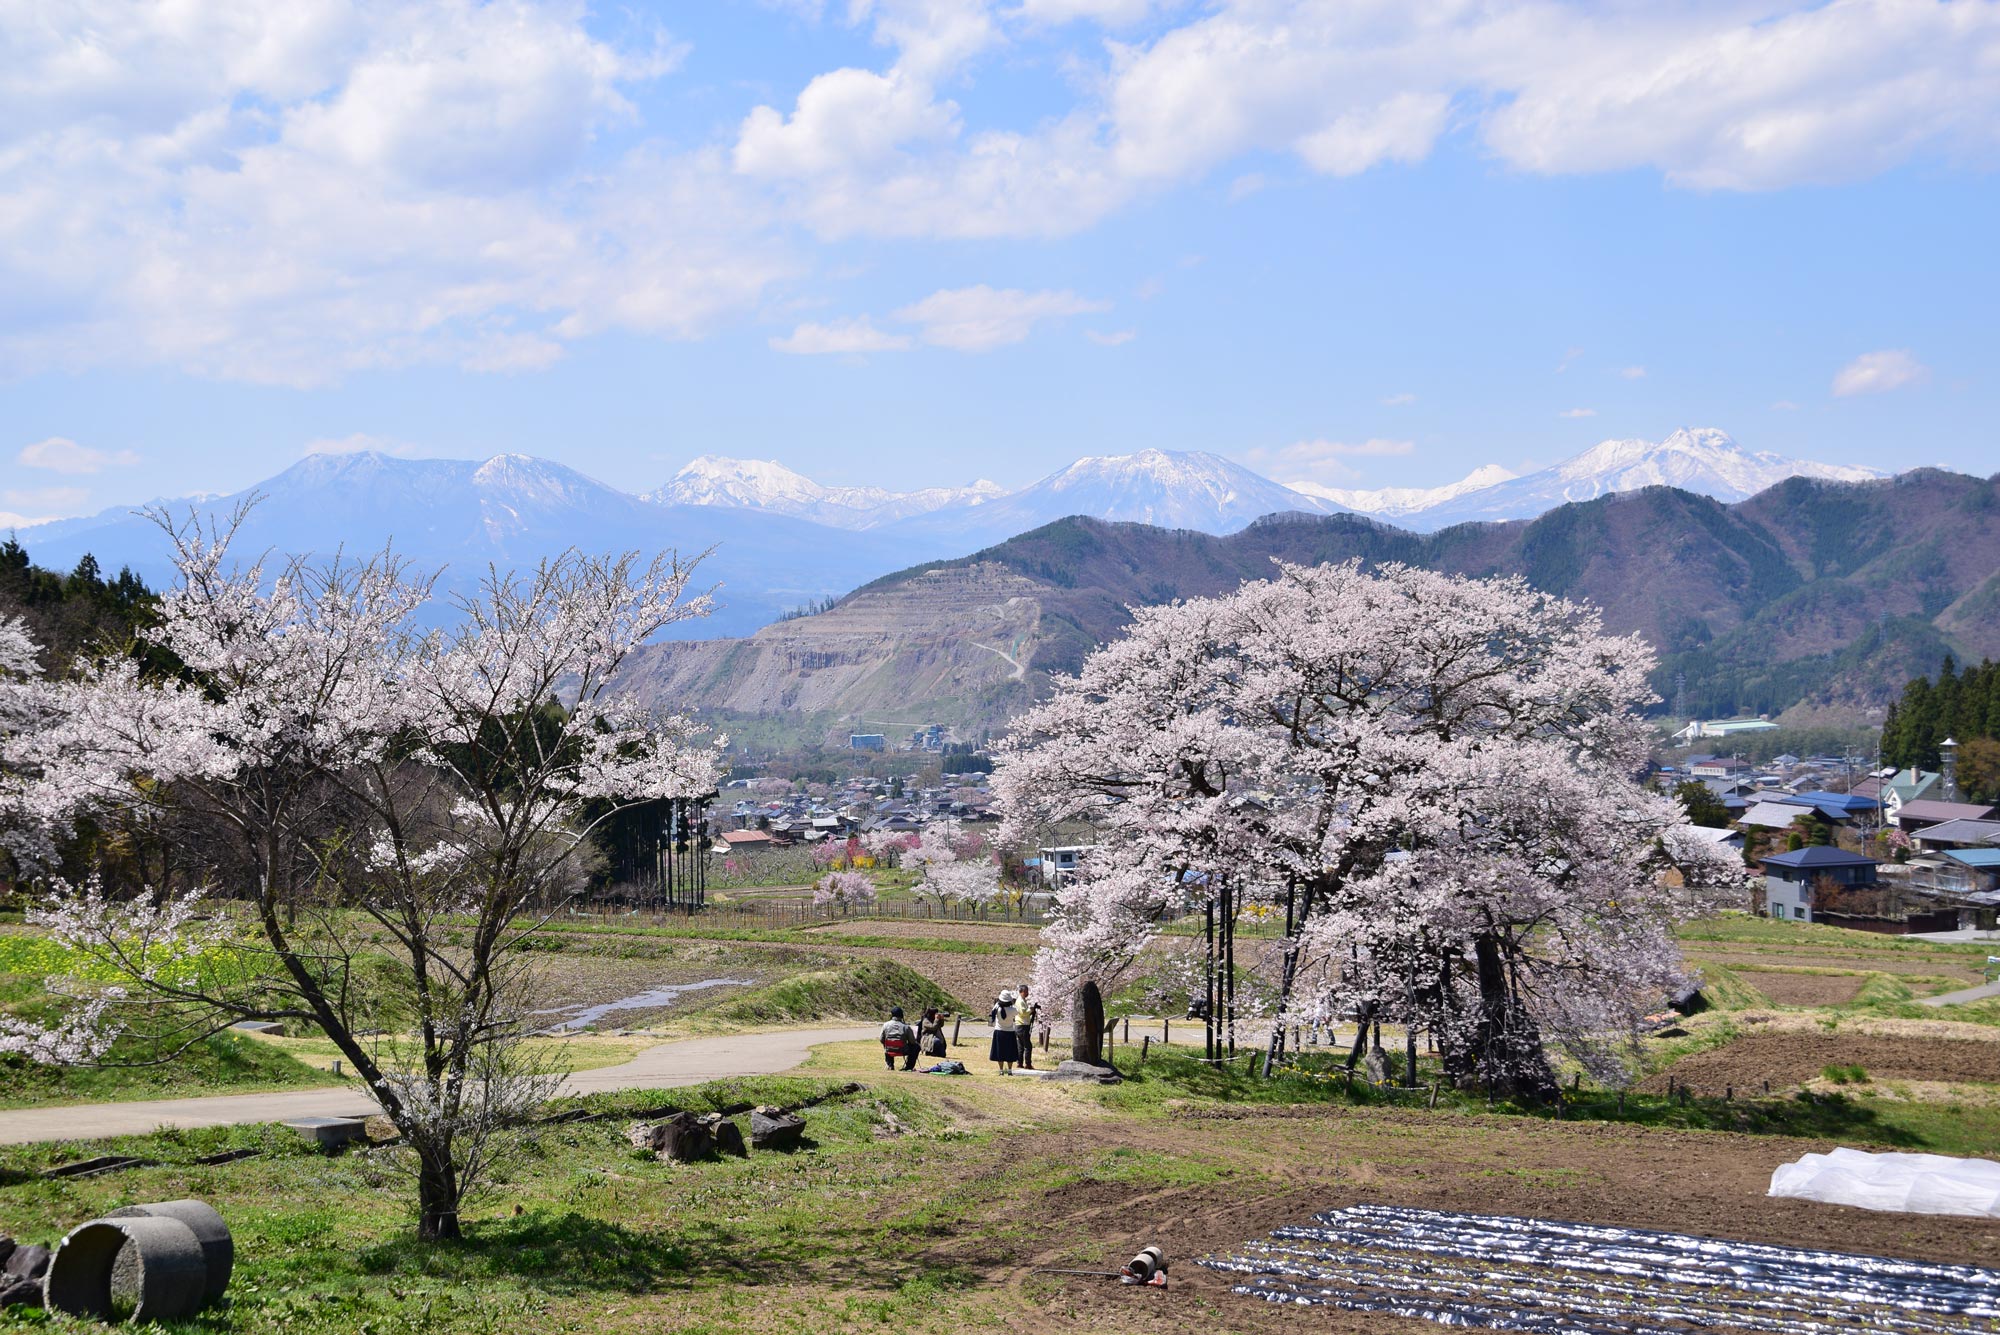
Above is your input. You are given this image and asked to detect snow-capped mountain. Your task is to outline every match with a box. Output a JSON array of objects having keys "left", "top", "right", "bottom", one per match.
[
  {"left": 15, "top": 452, "right": 919, "bottom": 638},
  {"left": 650, "top": 456, "right": 1003, "bottom": 530},
  {"left": 1330, "top": 429, "right": 1884, "bottom": 531},
  {"left": 882, "top": 448, "right": 1346, "bottom": 549},
  {"left": 1291, "top": 464, "right": 1520, "bottom": 519}
]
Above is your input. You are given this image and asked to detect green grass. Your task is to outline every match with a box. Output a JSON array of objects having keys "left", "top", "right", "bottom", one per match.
[
  {"left": 524, "top": 919, "right": 1036, "bottom": 957},
  {"left": 708, "top": 960, "right": 958, "bottom": 1024},
  {"left": 0, "top": 1028, "right": 344, "bottom": 1110},
  {"left": 0, "top": 1077, "right": 957, "bottom": 1335},
  {"left": 1087, "top": 1045, "right": 2000, "bottom": 1156}
]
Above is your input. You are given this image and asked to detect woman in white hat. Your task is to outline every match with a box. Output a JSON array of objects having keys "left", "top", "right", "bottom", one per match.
[{"left": 989, "top": 989, "right": 1022, "bottom": 1074}]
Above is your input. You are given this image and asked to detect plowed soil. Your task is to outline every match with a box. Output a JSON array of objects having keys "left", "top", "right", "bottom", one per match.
[
  {"left": 1738, "top": 971, "right": 1868, "bottom": 1006},
  {"left": 984, "top": 1105, "right": 2000, "bottom": 1335},
  {"left": 1640, "top": 1031, "right": 2000, "bottom": 1095}
]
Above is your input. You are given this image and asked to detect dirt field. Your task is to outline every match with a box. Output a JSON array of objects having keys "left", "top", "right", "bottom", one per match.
[
  {"left": 991, "top": 1107, "right": 2000, "bottom": 1335},
  {"left": 1736, "top": 971, "right": 1869, "bottom": 1005},
  {"left": 801, "top": 918, "right": 1044, "bottom": 945},
  {"left": 1639, "top": 1030, "right": 2000, "bottom": 1094},
  {"left": 1684, "top": 947, "right": 1985, "bottom": 984}
]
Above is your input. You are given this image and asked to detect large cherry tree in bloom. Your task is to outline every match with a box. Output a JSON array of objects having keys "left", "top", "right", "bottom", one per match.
[
  {"left": 11, "top": 508, "right": 721, "bottom": 1238},
  {"left": 996, "top": 561, "right": 1744, "bottom": 1097}
]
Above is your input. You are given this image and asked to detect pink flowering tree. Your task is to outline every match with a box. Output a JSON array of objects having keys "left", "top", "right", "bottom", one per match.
[
  {"left": 812, "top": 869, "right": 876, "bottom": 911},
  {"left": 997, "top": 561, "right": 1746, "bottom": 1097},
  {"left": 10, "top": 506, "right": 721, "bottom": 1239}
]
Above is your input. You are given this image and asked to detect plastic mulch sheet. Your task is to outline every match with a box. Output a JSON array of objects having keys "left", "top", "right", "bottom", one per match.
[
  {"left": 1201, "top": 1203, "right": 2000, "bottom": 1334},
  {"left": 1768, "top": 1148, "right": 2000, "bottom": 1219}
]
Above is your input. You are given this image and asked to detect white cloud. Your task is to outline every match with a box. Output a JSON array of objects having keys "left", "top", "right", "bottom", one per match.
[
  {"left": 893, "top": 285, "right": 1107, "bottom": 351},
  {"left": 1085, "top": 328, "right": 1137, "bottom": 346},
  {"left": 1618, "top": 365, "right": 1646, "bottom": 379},
  {"left": 10, "top": 1, "right": 2000, "bottom": 378},
  {"left": 17, "top": 437, "right": 140, "bottom": 474},
  {"left": 1013, "top": 0, "right": 1163, "bottom": 26},
  {"left": 1559, "top": 407, "right": 1597, "bottom": 418},
  {"left": 1246, "top": 437, "right": 1415, "bottom": 482},
  {"left": 1381, "top": 392, "right": 1416, "bottom": 406},
  {"left": 0, "top": 2, "right": 781, "bottom": 384},
  {"left": 1833, "top": 348, "right": 1929, "bottom": 397},
  {"left": 1771, "top": 399, "right": 1801, "bottom": 411},
  {"left": 1556, "top": 347, "right": 1583, "bottom": 373},
  {"left": 770, "top": 317, "right": 914, "bottom": 355},
  {"left": 2, "top": 486, "right": 91, "bottom": 518}
]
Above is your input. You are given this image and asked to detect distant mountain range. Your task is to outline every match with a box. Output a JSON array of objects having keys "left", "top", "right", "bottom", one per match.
[
  {"left": 8, "top": 429, "right": 1900, "bottom": 645},
  {"left": 614, "top": 469, "right": 2000, "bottom": 743},
  {"left": 635, "top": 428, "right": 1879, "bottom": 535},
  {"left": 11, "top": 452, "right": 914, "bottom": 638},
  {"left": 649, "top": 456, "right": 1005, "bottom": 530}
]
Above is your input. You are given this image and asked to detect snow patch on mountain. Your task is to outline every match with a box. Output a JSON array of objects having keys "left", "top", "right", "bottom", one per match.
[
  {"left": 1388, "top": 429, "right": 1886, "bottom": 530},
  {"left": 651, "top": 456, "right": 1003, "bottom": 529},
  {"left": 1293, "top": 464, "right": 1519, "bottom": 517}
]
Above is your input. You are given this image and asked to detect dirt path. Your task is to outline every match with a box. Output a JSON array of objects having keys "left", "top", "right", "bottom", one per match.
[{"left": 0, "top": 1026, "right": 878, "bottom": 1146}]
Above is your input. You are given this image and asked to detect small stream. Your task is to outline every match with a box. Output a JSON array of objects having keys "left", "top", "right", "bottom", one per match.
[{"left": 534, "top": 978, "right": 754, "bottom": 1033}]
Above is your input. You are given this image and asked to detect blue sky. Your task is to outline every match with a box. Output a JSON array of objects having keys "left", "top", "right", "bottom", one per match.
[{"left": 2, "top": 0, "right": 1996, "bottom": 526}]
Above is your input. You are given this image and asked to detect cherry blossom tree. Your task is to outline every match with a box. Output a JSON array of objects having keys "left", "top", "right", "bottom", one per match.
[
  {"left": 905, "top": 818, "right": 1001, "bottom": 907},
  {"left": 812, "top": 869, "right": 876, "bottom": 910},
  {"left": 10, "top": 506, "right": 721, "bottom": 1238},
  {"left": 998, "top": 561, "right": 1746, "bottom": 1097}
]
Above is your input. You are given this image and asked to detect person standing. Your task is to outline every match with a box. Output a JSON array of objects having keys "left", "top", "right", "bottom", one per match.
[
  {"left": 880, "top": 1006, "right": 915, "bottom": 1071},
  {"left": 1015, "top": 983, "right": 1040, "bottom": 1071},
  {"left": 989, "top": 990, "right": 1021, "bottom": 1074}
]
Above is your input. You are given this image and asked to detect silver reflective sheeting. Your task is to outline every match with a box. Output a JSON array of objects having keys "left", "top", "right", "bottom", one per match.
[{"left": 1199, "top": 1204, "right": 2000, "bottom": 1334}]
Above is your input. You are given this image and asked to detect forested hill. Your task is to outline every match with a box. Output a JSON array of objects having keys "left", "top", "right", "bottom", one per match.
[
  {"left": 615, "top": 468, "right": 2000, "bottom": 739},
  {"left": 0, "top": 540, "right": 156, "bottom": 670}
]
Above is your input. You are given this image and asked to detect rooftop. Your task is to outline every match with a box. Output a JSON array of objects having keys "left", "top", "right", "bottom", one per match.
[{"left": 1760, "top": 846, "right": 1880, "bottom": 870}]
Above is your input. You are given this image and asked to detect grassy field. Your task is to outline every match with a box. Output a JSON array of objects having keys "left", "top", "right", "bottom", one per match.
[{"left": 5, "top": 1029, "right": 2000, "bottom": 1334}]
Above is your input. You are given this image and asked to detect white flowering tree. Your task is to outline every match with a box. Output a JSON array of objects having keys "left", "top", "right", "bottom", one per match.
[
  {"left": 9, "top": 507, "right": 721, "bottom": 1238},
  {"left": 813, "top": 869, "right": 877, "bottom": 910},
  {"left": 905, "top": 819, "right": 1002, "bottom": 907},
  {"left": 997, "top": 561, "right": 1745, "bottom": 1097}
]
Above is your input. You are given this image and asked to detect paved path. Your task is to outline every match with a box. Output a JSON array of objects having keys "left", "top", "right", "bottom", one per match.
[
  {"left": 1918, "top": 978, "right": 2000, "bottom": 1008},
  {"left": 0, "top": 1026, "right": 879, "bottom": 1146}
]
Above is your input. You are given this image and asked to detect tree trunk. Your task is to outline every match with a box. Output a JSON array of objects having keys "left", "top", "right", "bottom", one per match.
[
  {"left": 1471, "top": 934, "right": 1555, "bottom": 1100},
  {"left": 416, "top": 1147, "right": 463, "bottom": 1241},
  {"left": 1343, "top": 1000, "right": 1374, "bottom": 1071}
]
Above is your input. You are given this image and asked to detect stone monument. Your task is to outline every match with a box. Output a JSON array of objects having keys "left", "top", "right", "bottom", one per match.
[{"left": 1053, "top": 980, "right": 1120, "bottom": 1083}]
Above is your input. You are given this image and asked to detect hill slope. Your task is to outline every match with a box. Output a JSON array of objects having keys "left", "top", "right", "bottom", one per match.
[{"left": 615, "top": 469, "right": 2000, "bottom": 739}]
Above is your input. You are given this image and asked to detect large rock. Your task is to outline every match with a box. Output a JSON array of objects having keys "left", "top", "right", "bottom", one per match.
[
  {"left": 0, "top": 1277, "right": 40, "bottom": 1309},
  {"left": 750, "top": 1108, "right": 805, "bottom": 1151},
  {"left": 3, "top": 1243, "right": 48, "bottom": 1282},
  {"left": 708, "top": 1117, "right": 748, "bottom": 1158},
  {"left": 648, "top": 1111, "right": 715, "bottom": 1163}
]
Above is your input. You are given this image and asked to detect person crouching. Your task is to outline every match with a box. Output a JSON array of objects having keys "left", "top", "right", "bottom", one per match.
[{"left": 880, "top": 1006, "right": 917, "bottom": 1071}]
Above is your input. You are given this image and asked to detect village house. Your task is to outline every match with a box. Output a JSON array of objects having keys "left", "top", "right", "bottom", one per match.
[{"left": 1759, "top": 846, "right": 1881, "bottom": 925}]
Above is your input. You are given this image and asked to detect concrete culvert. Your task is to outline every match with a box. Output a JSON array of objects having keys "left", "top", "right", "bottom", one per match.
[
  {"left": 107, "top": 1200, "right": 232, "bottom": 1301},
  {"left": 43, "top": 1216, "right": 208, "bottom": 1324}
]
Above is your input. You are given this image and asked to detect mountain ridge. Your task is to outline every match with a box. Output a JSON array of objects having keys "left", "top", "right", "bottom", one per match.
[{"left": 612, "top": 468, "right": 2000, "bottom": 742}]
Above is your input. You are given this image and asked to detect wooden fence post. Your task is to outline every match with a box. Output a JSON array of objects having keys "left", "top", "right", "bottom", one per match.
[
  {"left": 1141, "top": 1036, "right": 1151, "bottom": 1065},
  {"left": 952, "top": 1015, "right": 962, "bottom": 1047}
]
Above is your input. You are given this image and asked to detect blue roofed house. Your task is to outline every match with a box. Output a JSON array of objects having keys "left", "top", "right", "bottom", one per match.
[
  {"left": 1776, "top": 791, "right": 1880, "bottom": 824},
  {"left": 1759, "top": 846, "right": 1880, "bottom": 925}
]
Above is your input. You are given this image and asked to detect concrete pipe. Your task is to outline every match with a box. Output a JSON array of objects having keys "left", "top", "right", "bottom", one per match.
[
  {"left": 107, "top": 1200, "right": 233, "bottom": 1301},
  {"left": 43, "top": 1216, "right": 208, "bottom": 1324}
]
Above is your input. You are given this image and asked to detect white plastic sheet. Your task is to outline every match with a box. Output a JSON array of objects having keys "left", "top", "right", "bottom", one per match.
[{"left": 1769, "top": 1147, "right": 2000, "bottom": 1218}]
